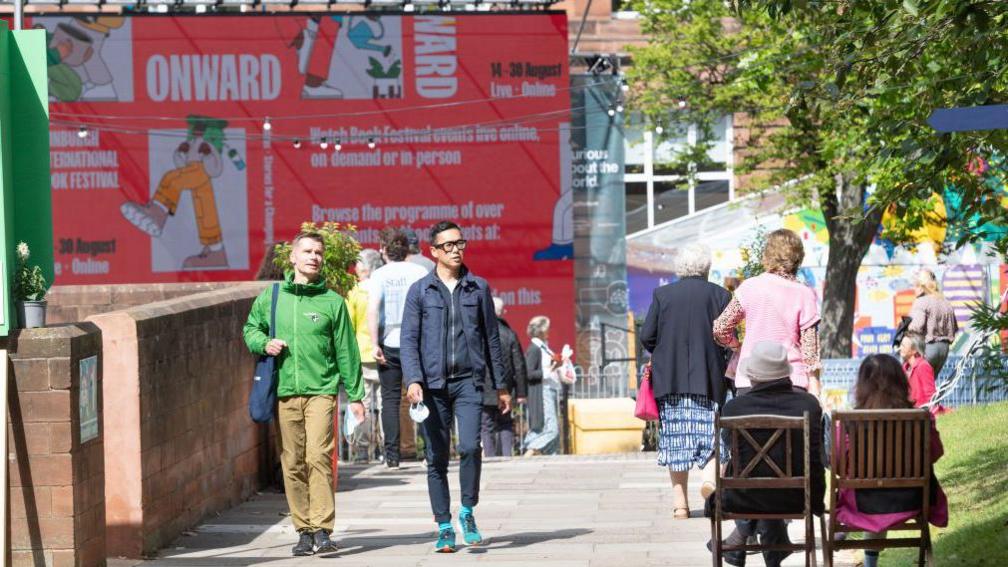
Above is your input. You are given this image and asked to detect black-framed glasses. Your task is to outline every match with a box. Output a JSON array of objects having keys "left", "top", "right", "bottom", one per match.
[{"left": 433, "top": 239, "right": 468, "bottom": 252}]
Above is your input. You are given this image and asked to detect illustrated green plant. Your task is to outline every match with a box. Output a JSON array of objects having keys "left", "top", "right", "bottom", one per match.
[
  {"left": 14, "top": 242, "right": 48, "bottom": 302},
  {"left": 272, "top": 222, "right": 362, "bottom": 298}
]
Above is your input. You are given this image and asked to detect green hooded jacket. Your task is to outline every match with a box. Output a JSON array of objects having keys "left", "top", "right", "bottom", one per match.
[{"left": 243, "top": 273, "right": 364, "bottom": 401}]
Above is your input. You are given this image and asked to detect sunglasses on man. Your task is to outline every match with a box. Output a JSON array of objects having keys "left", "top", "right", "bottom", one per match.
[{"left": 433, "top": 239, "right": 468, "bottom": 252}]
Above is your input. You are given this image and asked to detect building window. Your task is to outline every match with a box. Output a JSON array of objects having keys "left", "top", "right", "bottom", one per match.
[
  {"left": 624, "top": 113, "right": 734, "bottom": 236},
  {"left": 626, "top": 182, "right": 649, "bottom": 234}
]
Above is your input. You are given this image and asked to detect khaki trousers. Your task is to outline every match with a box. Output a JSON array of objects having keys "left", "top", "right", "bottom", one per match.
[{"left": 277, "top": 395, "right": 336, "bottom": 533}]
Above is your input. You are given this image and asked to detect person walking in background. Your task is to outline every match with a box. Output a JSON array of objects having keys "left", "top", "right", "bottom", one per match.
[
  {"left": 521, "top": 315, "right": 562, "bottom": 457},
  {"left": 367, "top": 228, "right": 428, "bottom": 468},
  {"left": 714, "top": 228, "right": 822, "bottom": 397},
  {"left": 834, "top": 354, "right": 948, "bottom": 567},
  {"left": 243, "top": 232, "right": 365, "bottom": 556},
  {"left": 401, "top": 221, "right": 510, "bottom": 552},
  {"left": 907, "top": 268, "right": 958, "bottom": 376},
  {"left": 402, "top": 226, "right": 436, "bottom": 272},
  {"left": 481, "top": 297, "right": 527, "bottom": 458},
  {"left": 639, "top": 243, "right": 731, "bottom": 519},
  {"left": 899, "top": 333, "right": 941, "bottom": 411},
  {"left": 347, "top": 248, "right": 384, "bottom": 461}
]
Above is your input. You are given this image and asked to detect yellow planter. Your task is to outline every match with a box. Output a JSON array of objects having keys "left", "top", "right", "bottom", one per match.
[{"left": 567, "top": 398, "right": 646, "bottom": 455}]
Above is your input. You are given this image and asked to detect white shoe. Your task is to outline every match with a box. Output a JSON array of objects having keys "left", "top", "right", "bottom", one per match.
[
  {"left": 302, "top": 83, "right": 344, "bottom": 99},
  {"left": 121, "top": 201, "right": 168, "bottom": 237},
  {"left": 82, "top": 83, "right": 118, "bottom": 101}
]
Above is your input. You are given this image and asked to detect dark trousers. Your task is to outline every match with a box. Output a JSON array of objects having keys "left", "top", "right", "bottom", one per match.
[
  {"left": 378, "top": 347, "right": 404, "bottom": 462},
  {"left": 726, "top": 520, "right": 792, "bottom": 567},
  {"left": 480, "top": 405, "right": 514, "bottom": 457},
  {"left": 422, "top": 378, "right": 483, "bottom": 524}
]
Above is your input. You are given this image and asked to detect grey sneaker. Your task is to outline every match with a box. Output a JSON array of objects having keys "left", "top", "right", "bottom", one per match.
[
  {"left": 313, "top": 530, "right": 338, "bottom": 553},
  {"left": 292, "top": 532, "right": 314, "bottom": 556}
]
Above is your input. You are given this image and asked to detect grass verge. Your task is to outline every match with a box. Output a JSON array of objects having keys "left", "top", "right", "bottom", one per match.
[{"left": 880, "top": 401, "right": 1008, "bottom": 566}]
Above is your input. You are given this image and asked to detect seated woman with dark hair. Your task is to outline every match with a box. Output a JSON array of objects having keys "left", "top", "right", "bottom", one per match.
[{"left": 835, "top": 354, "right": 949, "bottom": 567}]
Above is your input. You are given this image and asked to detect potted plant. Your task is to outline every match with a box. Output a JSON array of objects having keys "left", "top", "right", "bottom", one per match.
[{"left": 14, "top": 242, "right": 49, "bottom": 328}]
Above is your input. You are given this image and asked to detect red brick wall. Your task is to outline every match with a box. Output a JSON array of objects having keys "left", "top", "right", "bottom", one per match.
[
  {"left": 47, "top": 283, "right": 242, "bottom": 325},
  {"left": 7, "top": 324, "right": 106, "bottom": 567},
  {"left": 89, "top": 283, "right": 270, "bottom": 558}
]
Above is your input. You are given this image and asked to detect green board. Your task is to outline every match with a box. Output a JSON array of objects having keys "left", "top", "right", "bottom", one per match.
[{"left": 0, "top": 27, "right": 53, "bottom": 336}]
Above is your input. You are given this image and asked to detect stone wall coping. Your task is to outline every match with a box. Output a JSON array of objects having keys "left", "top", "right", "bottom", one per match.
[
  {"left": 87, "top": 282, "right": 268, "bottom": 324},
  {"left": 9, "top": 323, "right": 103, "bottom": 359},
  {"left": 48, "top": 281, "right": 244, "bottom": 296}
]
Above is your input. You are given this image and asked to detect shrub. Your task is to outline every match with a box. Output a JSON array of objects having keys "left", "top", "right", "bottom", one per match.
[{"left": 271, "top": 222, "right": 362, "bottom": 298}]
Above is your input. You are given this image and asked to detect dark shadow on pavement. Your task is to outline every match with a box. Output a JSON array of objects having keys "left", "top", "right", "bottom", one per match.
[{"left": 467, "top": 528, "right": 593, "bottom": 553}]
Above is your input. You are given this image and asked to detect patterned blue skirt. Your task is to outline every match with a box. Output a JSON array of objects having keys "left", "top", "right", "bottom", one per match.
[{"left": 657, "top": 394, "right": 723, "bottom": 471}]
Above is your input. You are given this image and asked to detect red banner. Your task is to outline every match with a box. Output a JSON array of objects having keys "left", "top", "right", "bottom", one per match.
[{"left": 36, "top": 13, "right": 574, "bottom": 345}]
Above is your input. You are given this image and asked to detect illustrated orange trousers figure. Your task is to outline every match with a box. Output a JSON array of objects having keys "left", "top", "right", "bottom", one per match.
[
  {"left": 308, "top": 18, "right": 341, "bottom": 79},
  {"left": 152, "top": 161, "right": 223, "bottom": 246}
]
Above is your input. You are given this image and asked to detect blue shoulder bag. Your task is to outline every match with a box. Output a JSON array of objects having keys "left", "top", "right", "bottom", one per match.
[{"left": 249, "top": 283, "right": 280, "bottom": 423}]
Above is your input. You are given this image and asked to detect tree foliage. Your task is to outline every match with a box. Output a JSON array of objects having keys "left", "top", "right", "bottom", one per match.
[
  {"left": 272, "top": 222, "right": 362, "bottom": 297},
  {"left": 626, "top": 0, "right": 1008, "bottom": 356}
]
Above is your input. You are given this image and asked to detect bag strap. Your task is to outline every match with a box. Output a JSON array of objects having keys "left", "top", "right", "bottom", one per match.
[{"left": 268, "top": 283, "right": 280, "bottom": 340}]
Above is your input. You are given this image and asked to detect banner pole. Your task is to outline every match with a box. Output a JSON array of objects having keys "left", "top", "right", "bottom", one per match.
[{"left": 13, "top": 0, "right": 22, "bottom": 30}]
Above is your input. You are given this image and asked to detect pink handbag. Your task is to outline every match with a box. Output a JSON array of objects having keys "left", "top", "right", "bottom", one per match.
[{"left": 635, "top": 365, "right": 659, "bottom": 421}]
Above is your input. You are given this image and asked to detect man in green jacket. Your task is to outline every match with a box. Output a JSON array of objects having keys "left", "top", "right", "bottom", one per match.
[{"left": 243, "top": 231, "right": 365, "bottom": 556}]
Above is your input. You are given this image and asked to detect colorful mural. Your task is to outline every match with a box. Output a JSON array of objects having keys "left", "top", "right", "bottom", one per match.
[{"left": 630, "top": 196, "right": 1005, "bottom": 357}]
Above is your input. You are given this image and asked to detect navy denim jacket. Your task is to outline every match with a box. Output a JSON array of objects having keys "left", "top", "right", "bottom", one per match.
[{"left": 400, "top": 266, "right": 507, "bottom": 391}]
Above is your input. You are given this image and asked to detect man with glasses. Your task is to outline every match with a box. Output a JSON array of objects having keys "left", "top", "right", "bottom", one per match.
[{"left": 401, "top": 221, "right": 510, "bottom": 553}]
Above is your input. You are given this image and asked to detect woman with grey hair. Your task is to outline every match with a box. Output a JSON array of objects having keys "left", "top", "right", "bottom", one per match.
[
  {"left": 521, "top": 315, "right": 561, "bottom": 456},
  {"left": 640, "top": 243, "right": 731, "bottom": 518}
]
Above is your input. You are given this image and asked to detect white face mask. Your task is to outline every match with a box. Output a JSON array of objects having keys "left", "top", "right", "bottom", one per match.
[
  {"left": 409, "top": 401, "right": 430, "bottom": 423},
  {"left": 343, "top": 407, "right": 366, "bottom": 444}
]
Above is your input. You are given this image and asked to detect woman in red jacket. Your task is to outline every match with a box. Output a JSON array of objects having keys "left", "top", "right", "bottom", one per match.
[{"left": 898, "top": 333, "right": 941, "bottom": 412}]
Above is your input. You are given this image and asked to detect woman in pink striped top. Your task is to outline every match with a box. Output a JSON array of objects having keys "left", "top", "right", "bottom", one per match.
[{"left": 713, "top": 229, "right": 822, "bottom": 395}]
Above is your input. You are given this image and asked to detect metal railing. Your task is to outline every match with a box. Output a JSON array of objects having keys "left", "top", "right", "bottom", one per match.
[{"left": 822, "top": 355, "right": 1008, "bottom": 408}]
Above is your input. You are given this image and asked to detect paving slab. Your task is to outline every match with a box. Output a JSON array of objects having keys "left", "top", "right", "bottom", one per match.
[{"left": 130, "top": 453, "right": 853, "bottom": 567}]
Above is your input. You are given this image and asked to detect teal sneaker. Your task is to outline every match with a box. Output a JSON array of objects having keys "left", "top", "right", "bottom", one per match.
[
  {"left": 435, "top": 526, "right": 457, "bottom": 553},
  {"left": 459, "top": 513, "right": 483, "bottom": 545}
]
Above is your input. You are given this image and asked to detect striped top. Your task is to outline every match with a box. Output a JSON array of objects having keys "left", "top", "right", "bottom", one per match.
[
  {"left": 713, "top": 272, "right": 820, "bottom": 389},
  {"left": 907, "top": 294, "right": 958, "bottom": 343}
]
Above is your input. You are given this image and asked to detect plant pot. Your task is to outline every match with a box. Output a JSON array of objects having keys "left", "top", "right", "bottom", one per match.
[{"left": 17, "top": 300, "right": 47, "bottom": 329}]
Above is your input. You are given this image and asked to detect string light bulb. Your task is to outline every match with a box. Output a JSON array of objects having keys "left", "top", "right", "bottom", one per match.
[
  {"left": 620, "top": 79, "right": 629, "bottom": 92},
  {"left": 320, "top": 137, "right": 329, "bottom": 150},
  {"left": 77, "top": 125, "right": 88, "bottom": 139},
  {"left": 655, "top": 124, "right": 664, "bottom": 135},
  {"left": 263, "top": 117, "right": 272, "bottom": 131},
  {"left": 607, "top": 107, "right": 616, "bottom": 117},
  {"left": 293, "top": 138, "right": 302, "bottom": 149},
  {"left": 334, "top": 138, "right": 342, "bottom": 152},
  {"left": 616, "top": 103, "right": 624, "bottom": 113},
  {"left": 367, "top": 138, "right": 376, "bottom": 149},
  {"left": 678, "top": 99, "right": 687, "bottom": 108}
]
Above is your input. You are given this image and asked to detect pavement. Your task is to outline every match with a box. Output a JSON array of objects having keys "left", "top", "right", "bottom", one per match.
[{"left": 116, "top": 453, "right": 856, "bottom": 566}]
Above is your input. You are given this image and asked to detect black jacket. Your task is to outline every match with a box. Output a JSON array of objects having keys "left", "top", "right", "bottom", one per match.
[
  {"left": 720, "top": 378, "right": 826, "bottom": 516},
  {"left": 401, "top": 265, "right": 507, "bottom": 391},
  {"left": 639, "top": 276, "right": 732, "bottom": 404},
  {"left": 524, "top": 341, "right": 547, "bottom": 432},
  {"left": 483, "top": 317, "right": 527, "bottom": 406}
]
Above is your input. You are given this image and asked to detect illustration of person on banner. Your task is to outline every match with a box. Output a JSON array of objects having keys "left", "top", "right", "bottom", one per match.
[
  {"left": 290, "top": 15, "right": 401, "bottom": 100},
  {"left": 40, "top": 16, "right": 125, "bottom": 102},
  {"left": 535, "top": 123, "right": 573, "bottom": 260},
  {"left": 120, "top": 115, "right": 235, "bottom": 270}
]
